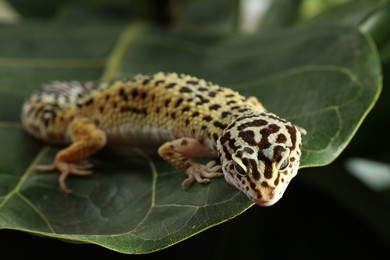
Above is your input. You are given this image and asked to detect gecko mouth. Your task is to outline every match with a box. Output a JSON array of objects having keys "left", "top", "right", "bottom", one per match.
[{"left": 254, "top": 199, "right": 276, "bottom": 207}]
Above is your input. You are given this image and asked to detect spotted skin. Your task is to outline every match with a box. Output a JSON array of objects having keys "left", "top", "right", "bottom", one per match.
[{"left": 21, "top": 72, "right": 305, "bottom": 206}]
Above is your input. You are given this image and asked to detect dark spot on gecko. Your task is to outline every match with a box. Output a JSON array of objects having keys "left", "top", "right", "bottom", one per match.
[
  {"left": 209, "top": 104, "right": 220, "bottom": 110},
  {"left": 165, "top": 151, "right": 174, "bottom": 157},
  {"left": 155, "top": 80, "right": 164, "bottom": 86},
  {"left": 274, "top": 173, "right": 280, "bottom": 186},
  {"left": 219, "top": 131, "right": 230, "bottom": 144},
  {"left": 185, "top": 119, "right": 190, "bottom": 126},
  {"left": 286, "top": 125, "right": 297, "bottom": 150},
  {"left": 171, "top": 112, "right": 176, "bottom": 119},
  {"left": 203, "top": 116, "right": 212, "bottom": 122},
  {"left": 238, "top": 130, "right": 257, "bottom": 146},
  {"left": 221, "top": 111, "right": 231, "bottom": 118},
  {"left": 182, "top": 106, "right": 190, "bottom": 112},
  {"left": 174, "top": 98, "right": 184, "bottom": 108},
  {"left": 276, "top": 133, "right": 287, "bottom": 143},
  {"left": 142, "top": 78, "right": 151, "bottom": 86},
  {"left": 225, "top": 121, "right": 236, "bottom": 131},
  {"left": 213, "top": 121, "right": 227, "bottom": 129},
  {"left": 223, "top": 146, "right": 232, "bottom": 160},
  {"left": 131, "top": 89, "right": 138, "bottom": 98},
  {"left": 192, "top": 111, "right": 200, "bottom": 117},
  {"left": 120, "top": 106, "right": 130, "bottom": 113},
  {"left": 231, "top": 106, "right": 240, "bottom": 110},
  {"left": 227, "top": 100, "right": 237, "bottom": 105},
  {"left": 236, "top": 113, "right": 258, "bottom": 122},
  {"left": 112, "top": 102, "right": 117, "bottom": 109},
  {"left": 244, "top": 147, "right": 254, "bottom": 154},
  {"left": 84, "top": 98, "right": 94, "bottom": 106},
  {"left": 180, "top": 86, "right": 192, "bottom": 93},
  {"left": 208, "top": 91, "right": 216, "bottom": 97},
  {"left": 181, "top": 139, "right": 188, "bottom": 146},
  {"left": 165, "top": 82, "right": 176, "bottom": 89},
  {"left": 245, "top": 158, "right": 260, "bottom": 180},
  {"left": 238, "top": 108, "right": 249, "bottom": 113},
  {"left": 268, "top": 124, "right": 280, "bottom": 133},
  {"left": 229, "top": 138, "right": 239, "bottom": 150},
  {"left": 140, "top": 92, "right": 147, "bottom": 100},
  {"left": 99, "top": 106, "right": 104, "bottom": 113},
  {"left": 201, "top": 125, "right": 207, "bottom": 130},
  {"left": 259, "top": 129, "right": 272, "bottom": 149},
  {"left": 268, "top": 114, "right": 287, "bottom": 123},
  {"left": 164, "top": 99, "right": 171, "bottom": 107},
  {"left": 225, "top": 94, "right": 235, "bottom": 98},
  {"left": 195, "top": 94, "right": 209, "bottom": 105},
  {"left": 263, "top": 163, "right": 273, "bottom": 179},
  {"left": 184, "top": 162, "right": 192, "bottom": 169},
  {"left": 118, "top": 87, "right": 126, "bottom": 96},
  {"left": 120, "top": 106, "right": 147, "bottom": 115},
  {"left": 105, "top": 94, "right": 110, "bottom": 100},
  {"left": 186, "top": 80, "right": 198, "bottom": 85},
  {"left": 250, "top": 181, "right": 256, "bottom": 191},
  {"left": 237, "top": 119, "right": 268, "bottom": 131},
  {"left": 212, "top": 133, "right": 219, "bottom": 141},
  {"left": 198, "top": 87, "right": 208, "bottom": 91},
  {"left": 119, "top": 88, "right": 126, "bottom": 100}
]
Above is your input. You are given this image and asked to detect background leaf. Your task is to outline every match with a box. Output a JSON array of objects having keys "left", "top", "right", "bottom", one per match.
[{"left": 0, "top": 0, "right": 387, "bottom": 256}]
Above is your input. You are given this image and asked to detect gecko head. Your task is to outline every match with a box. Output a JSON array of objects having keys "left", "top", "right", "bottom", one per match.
[{"left": 217, "top": 112, "right": 304, "bottom": 206}]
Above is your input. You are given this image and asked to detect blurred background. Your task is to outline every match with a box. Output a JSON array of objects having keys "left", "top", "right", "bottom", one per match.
[{"left": 0, "top": 0, "right": 389, "bottom": 258}]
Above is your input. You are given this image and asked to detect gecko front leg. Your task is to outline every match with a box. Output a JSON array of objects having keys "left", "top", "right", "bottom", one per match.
[
  {"left": 158, "top": 137, "right": 223, "bottom": 188},
  {"left": 36, "top": 116, "right": 107, "bottom": 193}
]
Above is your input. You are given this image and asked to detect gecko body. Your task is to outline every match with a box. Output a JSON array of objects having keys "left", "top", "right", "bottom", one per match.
[{"left": 22, "top": 72, "right": 305, "bottom": 206}]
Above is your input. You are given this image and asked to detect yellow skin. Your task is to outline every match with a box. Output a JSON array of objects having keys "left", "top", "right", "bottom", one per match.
[{"left": 21, "top": 72, "right": 305, "bottom": 206}]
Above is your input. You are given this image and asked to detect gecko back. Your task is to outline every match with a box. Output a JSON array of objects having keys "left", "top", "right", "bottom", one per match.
[{"left": 22, "top": 81, "right": 108, "bottom": 144}]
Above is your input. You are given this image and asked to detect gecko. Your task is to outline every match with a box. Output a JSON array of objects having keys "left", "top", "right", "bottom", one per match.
[{"left": 21, "top": 72, "right": 305, "bottom": 206}]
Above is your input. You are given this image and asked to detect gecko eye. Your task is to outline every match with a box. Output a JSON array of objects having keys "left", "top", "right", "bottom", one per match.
[
  {"left": 278, "top": 158, "right": 290, "bottom": 171},
  {"left": 233, "top": 161, "right": 247, "bottom": 176}
]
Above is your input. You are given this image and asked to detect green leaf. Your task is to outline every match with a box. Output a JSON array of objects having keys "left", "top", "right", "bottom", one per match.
[{"left": 0, "top": 11, "right": 381, "bottom": 255}]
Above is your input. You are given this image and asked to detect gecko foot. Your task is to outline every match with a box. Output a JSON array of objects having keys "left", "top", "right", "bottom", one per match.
[
  {"left": 181, "top": 161, "right": 223, "bottom": 188},
  {"left": 36, "top": 161, "right": 93, "bottom": 193}
]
